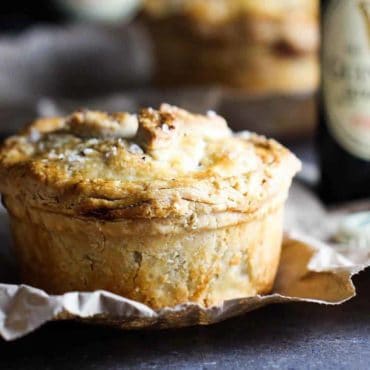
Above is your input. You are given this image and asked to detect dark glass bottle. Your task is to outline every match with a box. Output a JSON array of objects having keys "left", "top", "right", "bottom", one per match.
[{"left": 319, "top": 0, "right": 370, "bottom": 203}]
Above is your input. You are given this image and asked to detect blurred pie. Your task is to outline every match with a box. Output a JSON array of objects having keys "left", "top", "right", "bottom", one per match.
[{"left": 143, "top": 0, "right": 319, "bottom": 94}]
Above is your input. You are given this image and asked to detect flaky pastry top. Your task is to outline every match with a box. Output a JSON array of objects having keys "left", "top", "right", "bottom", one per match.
[{"left": 0, "top": 104, "right": 300, "bottom": 221}]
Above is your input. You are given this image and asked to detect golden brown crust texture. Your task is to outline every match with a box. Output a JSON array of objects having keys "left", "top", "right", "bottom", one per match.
[{"left": 0, "top": 105, "right": 300, "bottom": 223}]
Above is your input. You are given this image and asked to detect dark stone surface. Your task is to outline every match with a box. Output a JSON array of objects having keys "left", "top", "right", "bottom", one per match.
[{"left": 0, "top": 270, "right": 369, "bottom": 370}]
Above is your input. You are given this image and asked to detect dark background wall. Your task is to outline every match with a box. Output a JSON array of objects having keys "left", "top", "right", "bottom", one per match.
[{"left": 0, "top": 2, "right": 64, "bottom": 32}]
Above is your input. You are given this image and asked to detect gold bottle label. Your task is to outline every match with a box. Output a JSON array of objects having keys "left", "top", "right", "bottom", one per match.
[{"left": 323, "top": 0, "right": 370, "bottom": 160}]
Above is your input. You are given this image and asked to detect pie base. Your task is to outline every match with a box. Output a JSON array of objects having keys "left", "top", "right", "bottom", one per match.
[{"left": 7, "top": 199, "right": 284, "bottom": 309}]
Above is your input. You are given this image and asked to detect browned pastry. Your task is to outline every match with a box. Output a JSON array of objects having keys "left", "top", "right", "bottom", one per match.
[
  {"left": 143, "top": 0, "right": 319, "bottom": 94},
  {"left": 0, "top": 105, "right": 300, "bottom": 308}
]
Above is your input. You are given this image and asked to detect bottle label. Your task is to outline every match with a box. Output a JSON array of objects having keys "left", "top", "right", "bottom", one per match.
[{"left": 323, "top": 0, "right": 370, "bottom": 160}]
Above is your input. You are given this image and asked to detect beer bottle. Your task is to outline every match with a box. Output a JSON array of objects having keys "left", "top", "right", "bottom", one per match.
[{"left": 319, "top": 0, "right": 370, "bottom": 203}]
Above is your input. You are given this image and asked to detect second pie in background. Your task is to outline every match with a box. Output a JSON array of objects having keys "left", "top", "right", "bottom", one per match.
[{"left": 143, "top": 0, "right": 319, "bottom": 95}]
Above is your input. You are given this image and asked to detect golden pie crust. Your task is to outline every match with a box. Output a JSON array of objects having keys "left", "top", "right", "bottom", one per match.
[{"left": 0, "top": 105, "right": 300, "bottom": 308}]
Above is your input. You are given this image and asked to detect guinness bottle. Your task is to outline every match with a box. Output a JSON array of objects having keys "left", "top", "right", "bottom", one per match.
[{"left": 319, "top": 0, "right": 370, "bottom": 203}]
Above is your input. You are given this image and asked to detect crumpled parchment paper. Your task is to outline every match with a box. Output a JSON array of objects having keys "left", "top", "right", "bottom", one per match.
[{"left": 0, "top": 183, "right": 368, "bottom": 341}]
